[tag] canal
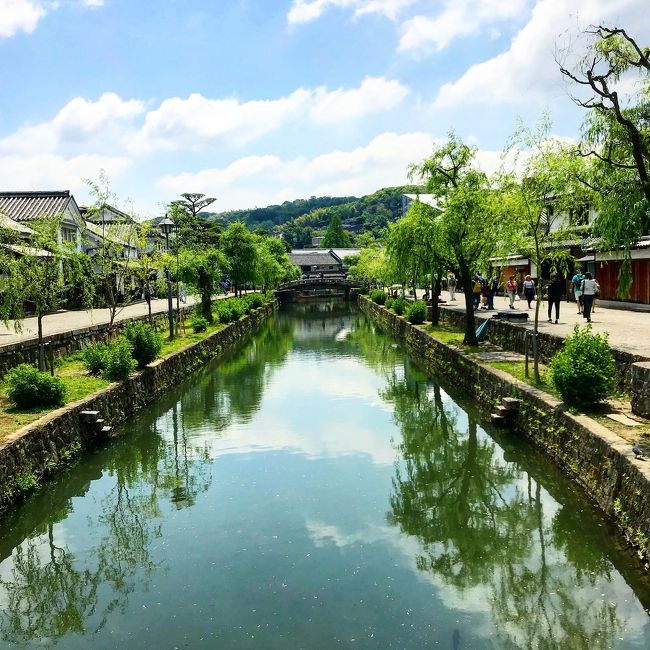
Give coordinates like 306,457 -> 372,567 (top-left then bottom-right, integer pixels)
0,302 -> 649,648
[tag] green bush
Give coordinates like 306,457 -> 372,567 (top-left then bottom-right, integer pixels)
191,315 -> 208,333
393,296 -> 407,315
216,302 -> 233,323
385,297 -> 394,310
5,364 -> 66,409
83,342 -> 109,376
124,322 -> 163,369
370,289 -> 387,305
406,301 -> 426,325
550,325 -> 616,410
230,299 -> 246,320
244,294 -> 265,310
103,337 -> 137,381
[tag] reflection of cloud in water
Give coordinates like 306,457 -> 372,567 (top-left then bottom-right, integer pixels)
304,517 -> 650,646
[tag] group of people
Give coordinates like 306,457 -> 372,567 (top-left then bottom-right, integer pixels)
445,269 -> 600,323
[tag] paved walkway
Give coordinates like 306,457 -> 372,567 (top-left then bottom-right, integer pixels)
438,292 -> 650,359
0,296 -> 202,346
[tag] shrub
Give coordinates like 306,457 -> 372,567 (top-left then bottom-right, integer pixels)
229,299 -> 246,320
385,297 -> 394,310
406,301 -> 426,325
216,302 -> 233,323
393,296 -> 407,316
124,322 -> 163,369
370,289 -> 387,305
5,364 -> 66,409
103,337 -> 137,381
191,315 -> 208,333
244,294 -> 265,310
83,342 -> 109,376
550,325 -> 616,410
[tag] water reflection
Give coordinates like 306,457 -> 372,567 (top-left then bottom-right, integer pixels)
0,302 -> 647,648
385,370 -> 647,648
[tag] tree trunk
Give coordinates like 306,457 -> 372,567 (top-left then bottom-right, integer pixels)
198,269 -> 213,323
459,264 -> 478,346
37,314 -> 45,372
533,287 -> 541,382
431,271 -> 441,325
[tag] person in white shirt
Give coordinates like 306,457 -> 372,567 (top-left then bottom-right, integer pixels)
580,272 -> 597,322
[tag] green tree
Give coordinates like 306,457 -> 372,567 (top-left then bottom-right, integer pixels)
321,213 -> 351,248
559,25 -> 650,295
500,118 -> 593,379
220,221 -> 257,295
178,248 -> 225,323
410,133 -> 500,345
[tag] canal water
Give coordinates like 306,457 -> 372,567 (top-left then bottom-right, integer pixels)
0,302 -> 649,649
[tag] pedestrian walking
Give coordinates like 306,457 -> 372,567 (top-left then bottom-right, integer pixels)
506,275 -> 517,309
447,273 -> 457,301
571,269 -> 584,314
472,275 -> 483,310
522,274 -> 536,309
546,274 -> 562,323
487,275 -> 498,310
580,272 -> 597,322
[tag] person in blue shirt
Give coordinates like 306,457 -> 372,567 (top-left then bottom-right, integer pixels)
571,270 -> 584,314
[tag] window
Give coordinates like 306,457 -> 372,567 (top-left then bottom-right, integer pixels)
61,227 -> 77,243
329,265 -> 333,270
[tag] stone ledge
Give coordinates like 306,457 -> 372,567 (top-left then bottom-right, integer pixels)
360,296 -> 650,568
0,301 -> 278,513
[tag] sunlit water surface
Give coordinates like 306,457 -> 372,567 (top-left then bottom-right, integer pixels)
0,302 -> 649,649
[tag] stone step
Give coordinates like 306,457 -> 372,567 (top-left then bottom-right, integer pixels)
94,419 -> 106,427
80,410 -> 100,422
491,413 -> 506,426
99,426 -> 113,438
501,397 -> 522,411
495,405 -> 511,416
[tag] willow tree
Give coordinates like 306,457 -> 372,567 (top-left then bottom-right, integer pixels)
220,222 -> 257,295
385,199 -> 447,323
559,25 -> 650,295
500,118 -> 593,380
410,134 -> 500,345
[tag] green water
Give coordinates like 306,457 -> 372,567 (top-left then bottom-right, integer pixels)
0,302 -> 649,649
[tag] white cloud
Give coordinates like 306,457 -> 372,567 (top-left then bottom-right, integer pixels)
287,0 -> 416,25
310,76 -> 409,123
433,0 -> 650,108
0,93 -> 145,155
159,131 -> 435,210
0,0 -> 106,38
398,0 -> 529,53
0,0 -> 45,37
0,153 -> 131,190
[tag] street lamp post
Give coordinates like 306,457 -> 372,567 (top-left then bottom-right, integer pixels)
159,216 -> 175,340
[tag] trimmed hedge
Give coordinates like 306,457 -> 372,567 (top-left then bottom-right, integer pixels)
406,301 -> 426,325
6,364 -> 66,409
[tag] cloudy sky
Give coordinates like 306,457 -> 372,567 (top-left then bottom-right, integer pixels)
0,0 -> 647,216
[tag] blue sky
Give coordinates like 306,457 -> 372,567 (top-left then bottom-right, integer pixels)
0,0 -> 647,216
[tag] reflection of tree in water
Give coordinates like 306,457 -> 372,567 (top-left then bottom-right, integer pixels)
385,371 -> 624,649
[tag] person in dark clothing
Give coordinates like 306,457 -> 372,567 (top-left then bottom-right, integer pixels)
546,274 -> 563,323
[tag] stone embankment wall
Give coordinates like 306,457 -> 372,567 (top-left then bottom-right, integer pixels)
437,305 -> 647,392
0,303 -> 197,378
0,302 -> 277,513
361,297 -> 650,567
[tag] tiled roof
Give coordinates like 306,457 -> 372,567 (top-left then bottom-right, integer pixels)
0,213 -> 35,236
288,249 -> 342,266
0,191 -> 73,222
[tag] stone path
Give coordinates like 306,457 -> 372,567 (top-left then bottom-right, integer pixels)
0,296 -> 206,346
437,292 -> 650,359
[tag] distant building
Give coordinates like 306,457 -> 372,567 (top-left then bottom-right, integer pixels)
288,249 -> 344,277
402,193 -> 441,215
0,190 -> 84,251
310,235 -> 325,248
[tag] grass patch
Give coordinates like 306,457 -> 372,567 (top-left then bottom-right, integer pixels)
487,360 -> 559,397
424,322 -> 466,346
159,319 -> 225,356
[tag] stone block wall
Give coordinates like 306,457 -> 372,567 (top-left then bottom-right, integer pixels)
632,362 -> 650,418
0,301 -> 278,513
361,297 -> 650,567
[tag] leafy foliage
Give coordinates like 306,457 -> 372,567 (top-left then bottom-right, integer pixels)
83,343 -> 110,376
190,315 -> 208,333
221,222 -> 257,293
406,301 -> 426,324
370,289 -> 387,305
5,364 -> 65,409
123,322 -> 163,369
321,214 -> 351,248
550,325 -> 616,410
103,337 -> 137,381
392,296 -> 407,315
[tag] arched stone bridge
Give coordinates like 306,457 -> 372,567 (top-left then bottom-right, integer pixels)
275,278 -> 362,302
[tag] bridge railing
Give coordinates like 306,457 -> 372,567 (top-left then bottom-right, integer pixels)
276,278 -> 361,291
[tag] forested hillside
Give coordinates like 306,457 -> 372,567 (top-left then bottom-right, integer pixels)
200,185 -> 422,247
